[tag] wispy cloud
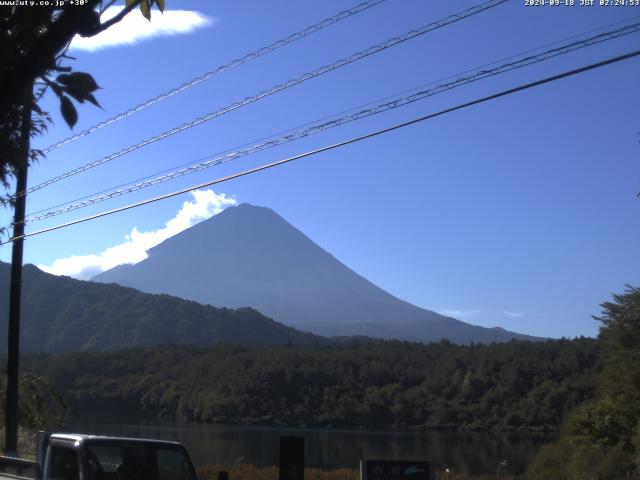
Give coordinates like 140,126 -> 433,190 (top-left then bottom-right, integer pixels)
440,309 -> 483,319
503,310 -> 525,318
70,6 -> 216,52
38,190 -> 236,280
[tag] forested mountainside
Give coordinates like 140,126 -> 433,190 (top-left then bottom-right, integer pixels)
0,262 -> 329,352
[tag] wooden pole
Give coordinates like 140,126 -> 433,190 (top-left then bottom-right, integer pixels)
4,85 -> 32,456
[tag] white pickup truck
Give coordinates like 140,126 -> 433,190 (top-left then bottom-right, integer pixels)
0,433 -> 198,480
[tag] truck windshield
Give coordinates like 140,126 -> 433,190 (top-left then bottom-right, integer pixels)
86,443 -> 193,480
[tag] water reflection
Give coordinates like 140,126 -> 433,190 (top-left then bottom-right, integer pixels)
68,419 -> 554,476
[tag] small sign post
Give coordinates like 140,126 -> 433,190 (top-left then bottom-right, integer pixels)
279,436 -> 305,480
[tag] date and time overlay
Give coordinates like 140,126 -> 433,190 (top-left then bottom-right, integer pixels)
525,0 -> 640,6
2,0 -> 640,7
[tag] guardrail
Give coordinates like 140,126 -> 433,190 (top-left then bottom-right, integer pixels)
0,456 -> 40,480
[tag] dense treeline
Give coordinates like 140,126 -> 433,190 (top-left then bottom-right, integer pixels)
23,338 -> 598,431
527,286 -> 640,479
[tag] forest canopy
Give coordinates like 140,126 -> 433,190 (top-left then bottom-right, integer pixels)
22,337 -> 599,432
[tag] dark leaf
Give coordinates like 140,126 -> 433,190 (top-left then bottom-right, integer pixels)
31,102 -> 43,115
86,93 -> 102,109
56,72 -> 100,92
55,73 -> 70,83
140,0 -> 151,20
63,85 -> 86,103
60,95 -> 77,128
29,149 -> 44,164
50,82 -> 63,97
156,0 -> 165,11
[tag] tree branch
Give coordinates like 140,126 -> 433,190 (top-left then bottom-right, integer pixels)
55,41 -> 74,61
92,0 -> 141,34
39,75 -> 60,96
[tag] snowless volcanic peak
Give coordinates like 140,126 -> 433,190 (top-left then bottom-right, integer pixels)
94,203 -> 541,344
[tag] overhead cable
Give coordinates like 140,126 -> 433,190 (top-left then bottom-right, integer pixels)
4,48 -> 638,245
20,21 -> 640,225
40,0 -> 389,154
24,14 -> 640,222
21,0 -> 507,198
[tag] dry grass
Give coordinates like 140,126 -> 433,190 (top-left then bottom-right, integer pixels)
432,468 -> 519,480
195,464 -> 521,480
197,464 -> 359,480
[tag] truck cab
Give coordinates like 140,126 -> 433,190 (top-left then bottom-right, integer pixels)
1,433 -> 198,480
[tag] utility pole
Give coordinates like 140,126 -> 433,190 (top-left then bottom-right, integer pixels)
4,86 -> 33,457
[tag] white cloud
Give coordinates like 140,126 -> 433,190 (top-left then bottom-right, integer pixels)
69,6 -> 216,52
503,310 -> 524,318
38,189 -> 236,280
440,309 -> 483,319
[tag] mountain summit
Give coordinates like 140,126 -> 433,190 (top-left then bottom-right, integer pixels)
94,203 -> 539,343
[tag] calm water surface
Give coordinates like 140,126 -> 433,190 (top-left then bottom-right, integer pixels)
68,419 -> 554,476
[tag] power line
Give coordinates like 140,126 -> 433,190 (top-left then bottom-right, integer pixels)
21,0 -> 507,198
18,20 -> 640,223
40,0 -> 389,154
4,48 -> 638,246
19,21 -> 640,225
23,14 -> 640,222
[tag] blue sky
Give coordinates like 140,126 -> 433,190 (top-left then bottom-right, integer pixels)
1,0 -> 638,338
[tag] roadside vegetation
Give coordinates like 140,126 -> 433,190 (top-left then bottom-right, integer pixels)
0,371 -> 70,456
525,286 -> 640,479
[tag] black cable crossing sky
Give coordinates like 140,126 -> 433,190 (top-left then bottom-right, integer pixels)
3,48 -> 637,246
19,15 -> 640,225
19,0 -> 507,199
40,0 -> 390,154
15,20 -> 640,226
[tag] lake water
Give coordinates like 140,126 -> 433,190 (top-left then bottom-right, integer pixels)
67,419 -> 554,476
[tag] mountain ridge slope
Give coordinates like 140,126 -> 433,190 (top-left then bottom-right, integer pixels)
94,203 -> 540,343
0,261 -> 330,353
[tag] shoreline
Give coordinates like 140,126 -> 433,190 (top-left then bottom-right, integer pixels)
67,415 -> 560,436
